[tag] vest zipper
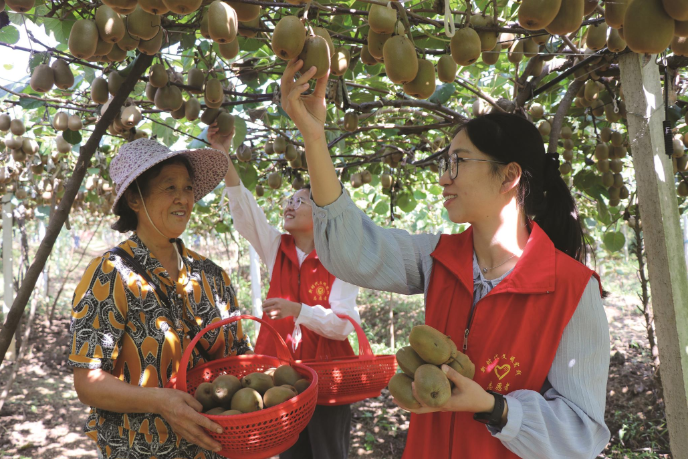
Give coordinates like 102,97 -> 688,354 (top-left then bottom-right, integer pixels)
448,412 -> 456,458
463,301 -> 479,352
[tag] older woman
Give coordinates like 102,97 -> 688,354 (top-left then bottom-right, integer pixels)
69,139 -> 252,459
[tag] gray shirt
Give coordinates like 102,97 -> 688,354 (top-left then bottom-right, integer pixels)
310,190 -> 611,459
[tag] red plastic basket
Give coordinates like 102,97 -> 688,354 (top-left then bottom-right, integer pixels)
301,314 -> 397,406
167,315 -> 318,459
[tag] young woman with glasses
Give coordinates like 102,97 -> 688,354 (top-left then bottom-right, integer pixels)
278,60 -> 610,459
207,123 -> 362,459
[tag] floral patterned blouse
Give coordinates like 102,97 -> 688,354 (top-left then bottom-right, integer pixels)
69,233 -> 251,459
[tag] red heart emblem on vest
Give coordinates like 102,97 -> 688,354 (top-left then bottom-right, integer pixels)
495,364 -> 511,380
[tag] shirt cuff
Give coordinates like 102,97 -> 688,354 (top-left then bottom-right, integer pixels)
309,183 -> 353,222
486,394 -> 523,442
295,303 -> 313,326
224,181 -> 246,197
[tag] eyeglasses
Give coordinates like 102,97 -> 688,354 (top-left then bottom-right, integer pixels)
437,152 -> 507,180
282,196 -> 312,211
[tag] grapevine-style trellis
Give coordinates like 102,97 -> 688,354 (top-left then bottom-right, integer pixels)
1,0 -> 688,455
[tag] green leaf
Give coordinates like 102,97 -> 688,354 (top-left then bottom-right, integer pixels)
63,129 -> 82,145
0,25 -> 20,45
428,83 -> 455,105
596,199 -> 611,225
232,117 -> 247,150
215,221 -> 231,233
373,201 -> 389,215
603,231 -> 625,252
237,162 -> 258,190
428,184 -> 443,195
396,193 -> 417,212
19,98 -> 45,110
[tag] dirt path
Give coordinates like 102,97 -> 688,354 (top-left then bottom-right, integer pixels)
0,290 -> 670,458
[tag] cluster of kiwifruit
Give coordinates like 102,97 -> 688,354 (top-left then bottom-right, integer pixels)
1,116 -> 38,163
388,325 -> 475,409
29,59 -> 75,93
194,365 -> 311,416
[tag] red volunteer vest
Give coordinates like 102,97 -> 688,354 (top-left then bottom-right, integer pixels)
254,234 -> 355,361
402,223 -> 602,459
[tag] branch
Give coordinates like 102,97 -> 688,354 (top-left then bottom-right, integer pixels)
0,53 -> 155,367
350,99 -> 466,122
547,79 -> 583,154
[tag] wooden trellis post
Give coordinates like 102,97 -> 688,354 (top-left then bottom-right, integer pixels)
2,193 -> 15,361
619,53 -> 688,458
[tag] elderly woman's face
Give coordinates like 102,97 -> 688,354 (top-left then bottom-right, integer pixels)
134,163 -> 194,238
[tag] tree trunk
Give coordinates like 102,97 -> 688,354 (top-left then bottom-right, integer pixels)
0,53 -> 154,366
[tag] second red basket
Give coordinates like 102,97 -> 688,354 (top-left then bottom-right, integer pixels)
301,314 -> 397,406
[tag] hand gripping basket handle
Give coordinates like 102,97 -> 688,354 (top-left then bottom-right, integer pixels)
176,314 -> 294,393
330,313 -> 374,360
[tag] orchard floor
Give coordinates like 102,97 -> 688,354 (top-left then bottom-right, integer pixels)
0,290 -> 671,459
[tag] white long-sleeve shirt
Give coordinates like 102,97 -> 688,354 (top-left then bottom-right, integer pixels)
224,183 -> 360,341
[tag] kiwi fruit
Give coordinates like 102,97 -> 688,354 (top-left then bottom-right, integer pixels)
679,181 -> 688,198
611,131 -> 624,147
522,38 -> 538,58
450,27 -> 481,66
273,365 -> 301,386
194,382 -> 218,412
231,387 -> 263,413
312,26 -> 335,57
116,29 -> 140,51
263,386 -> 295,408
205,78 -> 224,105
67,114 -> 82,131
403,58 -> 436,100
607,28 -> 627,52
673,36 -> 688,56
604,0 -> 629,28
50,59 -> 74,90
381,173 -> 393,189
154,85 -> 183,111
69,20 -> 99,59
221,409 -> 243,416
53,112 -> 69,131
227,0 -> 260,21
5,136 -> 22,150
138,0 -> 168,14
212,375 -> 242,408
298,35 -> 331,80
331,47 -> 350,76
162,0 -> 202,15
396,346 -> 425,378
0,114 -> 11,132
414,364 -> 451,407
545,0 -> 585,36
30,64 -> 54,93
10,119 -> 25,136
367,30 -> 390,59
289,153 -> 302,169
267,172 -> 282,189
208,0 -> 238,43
238,16 -> 260,38
481,48 -> 501,65
56,134 -> 72,153
216,112 -> 235,135
383,35 -> 418,84
284,143 -> 298,161
121,105 -> 142,128
186,68 -> 204,94
274,136 -> 287,153
360,44 -> 378,66
369,3 -> 397,34
472,14 -> 499,52
436,55 -> 457,84
237,144 -> 252,162
446,351 -> 476,379
586,23 -> 608,50
409,325 -> 454,365
255,184 -> 264,196
95,5 -> 125,43
265,142 -> 274,155
107,70 -> 125,96
387,373 -> 421,409
507,39 -> 524,63
5,0 -> 33,12
149,64 -> 168,88
94,38 -> 114,56
205,407 -> 225,415
138,29 -> 163,55
272,16 -> 306,60
595,143 -> 609,160
185,97 -> 201,121
343,112 -> 358,132
200,8 -> 211,38
241,372 -> 274,395
538,120 -> 551,136
21,137 -> 38,155
294,379 -> 310,394
126,6 -> 161,40
200,108 -> 222,125
518,0 -> 562,30
219,40 -> 240,60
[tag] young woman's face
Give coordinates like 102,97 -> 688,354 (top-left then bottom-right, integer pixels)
439,129 -> 505,225
283,188 -> 314,234
131,164 -> 194,239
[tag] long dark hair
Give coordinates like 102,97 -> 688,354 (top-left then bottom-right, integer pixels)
461,113 -> 588,264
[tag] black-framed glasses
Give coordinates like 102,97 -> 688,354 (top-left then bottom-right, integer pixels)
282,196 -> 312,211
437,152 -> 507,180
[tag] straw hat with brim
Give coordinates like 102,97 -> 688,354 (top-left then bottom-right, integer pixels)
109,138 -> 229,213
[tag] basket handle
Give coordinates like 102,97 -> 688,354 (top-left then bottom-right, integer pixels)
316,314 -> 374,360
176,314 -> 293,393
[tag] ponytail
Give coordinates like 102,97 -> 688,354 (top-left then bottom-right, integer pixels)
462,113 -> 588,263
